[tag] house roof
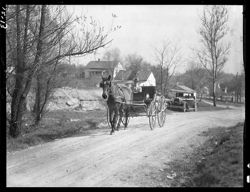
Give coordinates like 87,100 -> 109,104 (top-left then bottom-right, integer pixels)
85,60 -> 119,69
170,84 -> 196,93
137,70 -> 152,81
114,70 -> 133,80
114,70 -> 152,82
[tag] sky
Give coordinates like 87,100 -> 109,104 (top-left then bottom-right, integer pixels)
65,5 -> 243,74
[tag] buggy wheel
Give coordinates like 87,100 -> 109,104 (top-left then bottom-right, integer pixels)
148,101 -> 157,130
157,96 -> 167,127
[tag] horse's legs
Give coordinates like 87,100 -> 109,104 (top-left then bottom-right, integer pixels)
114,105 -> 120,131
124,106 -> 129,129
116,104 -> 123,130
109,107 -> 114,135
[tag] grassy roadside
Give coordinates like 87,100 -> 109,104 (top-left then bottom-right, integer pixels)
161,122 -> 244,187
202,98 -> 244,107
212,100 -> 244,108
196,100 -> 233,111
7,110 -> 107,152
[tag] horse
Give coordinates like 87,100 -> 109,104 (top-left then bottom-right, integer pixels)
100,74 -> 133,135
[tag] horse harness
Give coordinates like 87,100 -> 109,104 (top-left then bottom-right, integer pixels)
114,85 -> 127,104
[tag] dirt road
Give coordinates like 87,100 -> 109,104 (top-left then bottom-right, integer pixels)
7,107 -> 245,187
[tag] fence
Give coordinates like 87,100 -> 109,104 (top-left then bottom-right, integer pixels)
199,95 -> 245,103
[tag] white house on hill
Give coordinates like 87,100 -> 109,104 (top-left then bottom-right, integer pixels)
84,59 -> 124,79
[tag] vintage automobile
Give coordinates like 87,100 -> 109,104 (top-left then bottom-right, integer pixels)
166,84 -> 198,112
167,96 -> 197,112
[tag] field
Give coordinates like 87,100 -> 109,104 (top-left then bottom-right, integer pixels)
196,100 -> 228,111
7,110 -> 107,152
163,122 -> 244,187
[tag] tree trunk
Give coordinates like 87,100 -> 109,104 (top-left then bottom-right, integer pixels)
164,68 -> 169,96
9,5 -> 24,138
34,76 -> 41,125
239,91 -> 241,103
160,65 -> 163,94
213,81 -> 216,107
9,5 -> 46,137
9,91 -> 26,138
235,91 -> 237,103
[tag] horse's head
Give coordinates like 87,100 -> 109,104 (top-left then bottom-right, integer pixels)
100,72 -> 112,100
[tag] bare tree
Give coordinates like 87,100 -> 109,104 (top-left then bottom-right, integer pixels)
8,5 -> 41,138
32,58 -> 62,124
7,5 -> 118,137
102,47 -> 122,62
101,47 -> 123,79
196,5 -> 230,106
154,40 -> 181,95
185,62 -> 210,100
124,54 -> 143,72
232,72 -> 244,103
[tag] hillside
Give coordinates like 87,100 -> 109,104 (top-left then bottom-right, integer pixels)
47,87 -> 106,111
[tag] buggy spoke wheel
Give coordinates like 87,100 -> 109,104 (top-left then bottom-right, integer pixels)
158,109 -> 167,127
157,96 -> 167,127
148,101 -> 156,130
157,111 -> 163,127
